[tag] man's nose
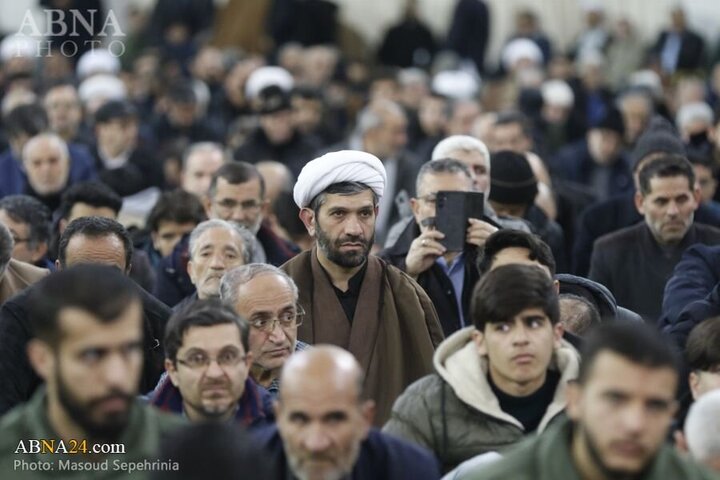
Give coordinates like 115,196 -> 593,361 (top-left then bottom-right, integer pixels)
303,425 -> 331,452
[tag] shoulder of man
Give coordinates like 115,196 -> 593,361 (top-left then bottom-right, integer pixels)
355,429 -> 442,480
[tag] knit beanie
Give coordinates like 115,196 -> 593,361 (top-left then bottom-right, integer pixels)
631,115 -> 686,169
489,150 -> 538,206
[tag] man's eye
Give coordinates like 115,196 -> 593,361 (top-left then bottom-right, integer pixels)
80,349 -> 103,364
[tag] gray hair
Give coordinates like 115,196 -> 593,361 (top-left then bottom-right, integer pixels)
182,142 -> 227,170
22,132 -> 69,164
0,222 -> 13,277
685,389 -> 720,464
431,135 -> 490,165
188,219 -> 255,264
220,263 -> 299,307
354,100 -> 405,138
415,158 -> 472,194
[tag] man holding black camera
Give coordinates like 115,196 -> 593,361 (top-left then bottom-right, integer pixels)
380,158 -> 497,336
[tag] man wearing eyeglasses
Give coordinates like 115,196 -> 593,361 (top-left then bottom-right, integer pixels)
150,299 -> 274,426
221,264 -> 310,397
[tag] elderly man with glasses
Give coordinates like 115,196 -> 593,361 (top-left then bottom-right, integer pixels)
221,263 -> 310,397
150,299 -> 274,427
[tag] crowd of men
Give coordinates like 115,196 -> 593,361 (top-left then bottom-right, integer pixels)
1,0 -> 720,479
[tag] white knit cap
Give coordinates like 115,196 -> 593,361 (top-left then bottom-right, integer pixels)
293,150 -> 386,208
431,70 -> 480,100
78,74 -> 126,104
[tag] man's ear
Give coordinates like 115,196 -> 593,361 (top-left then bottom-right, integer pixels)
186,259 -> 196,283
553,279 -> 560,295
202,195 -> 213,218
689,371 -> 701,400
471,328 -> 488,355
565,381 -> 581,420
27,339 -> 53,381
165,359 -> 180,387
693,186 -> 702,209
58,218 -> 68,235
150,232 -> 160,251
260,199 -> 271,218
54,259 -> 61,270
360,399 -> 376,438
299,208 -> 316,236
634,191 -> 645,215
553,321 -> 565,349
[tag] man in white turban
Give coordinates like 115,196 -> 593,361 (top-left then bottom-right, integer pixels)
281,150 -> 444,427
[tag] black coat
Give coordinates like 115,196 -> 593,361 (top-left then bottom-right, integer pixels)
653,29 -> 706,72
573,193 -> 720,276
589,222 -> 720,323
0,283 -> 170,415
92,146 -> 165,196
379,219 -> 479,337
233,128 -> 321,178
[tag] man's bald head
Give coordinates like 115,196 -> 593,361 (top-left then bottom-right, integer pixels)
275,346 -> 374,480
279,345 -> 364,403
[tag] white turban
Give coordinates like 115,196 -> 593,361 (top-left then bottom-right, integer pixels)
293,150 -> 386,208
245,66 -> 294,100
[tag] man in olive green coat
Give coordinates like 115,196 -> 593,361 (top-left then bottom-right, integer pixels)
0,265 -> 184,479
456,322 -> 719,480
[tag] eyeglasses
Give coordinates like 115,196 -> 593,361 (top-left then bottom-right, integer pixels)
214,198 -> 262,213
417,194 -> 437,205
249,305 -> 305,333
176,349 -> 247,370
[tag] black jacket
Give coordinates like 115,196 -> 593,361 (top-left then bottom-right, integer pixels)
92,146 -> 165,196
0,283 -> 170,415
233,128 -> 321,178
379,219 -> 479,337
572,193 -> 720,276
589,222 -> 720,323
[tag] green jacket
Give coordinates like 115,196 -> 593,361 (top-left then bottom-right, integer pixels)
382,326 -> 580,472
0,387 -> 186,480
456,417 -> 720,480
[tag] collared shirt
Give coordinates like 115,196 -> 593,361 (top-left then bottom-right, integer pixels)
267,341 -> 311,398
435,252 -> 466,327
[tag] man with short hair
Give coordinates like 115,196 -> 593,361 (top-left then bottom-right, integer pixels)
0,103 -> 95,200
180,142 -> 226,199
92,99 -> 164,196
180,219 -> 254,308
384,264 -> 579,472
0,217 -> 171,414
205,162 -> 298,265
0,195 -> 52,268
141,189 -> 207,266
257,345 -> 441,480
220,263 -> 310,396
458,322 -> 716,480
589,155 -> 720,321
21,133 -> 75,211
686,316 -> 720,400
150,299 -> 273,426
42,81 -> 89,146
0,265 -> 183,475
381,158 -> 486,336
283,150 -> 444,425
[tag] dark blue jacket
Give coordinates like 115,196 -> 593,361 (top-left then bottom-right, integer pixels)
660,245 -> 720,351
0,144 -> 97,198
254,426 -> 441,480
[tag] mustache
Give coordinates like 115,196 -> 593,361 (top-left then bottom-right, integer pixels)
87,390 -> 133,408
335,234 -> 368,245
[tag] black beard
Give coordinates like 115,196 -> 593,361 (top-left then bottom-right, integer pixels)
56,367 -> 133,442
578,423 -> 649,480
315,221 -> 373,269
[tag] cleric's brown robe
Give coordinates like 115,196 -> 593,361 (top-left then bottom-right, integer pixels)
282,249 -> 444,425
